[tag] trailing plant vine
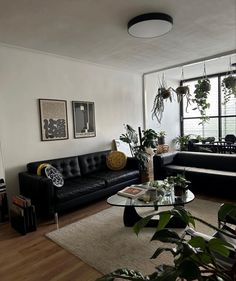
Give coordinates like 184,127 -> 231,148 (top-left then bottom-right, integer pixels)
222,58 -> 236,104
192,64 -> 211,125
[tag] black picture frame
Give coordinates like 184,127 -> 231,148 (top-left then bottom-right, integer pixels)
72,101 -> 96,138
39,99 -> 69,141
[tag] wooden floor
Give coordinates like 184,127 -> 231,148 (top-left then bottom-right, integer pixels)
0,200 -> 109,281
0,195 -> 235,281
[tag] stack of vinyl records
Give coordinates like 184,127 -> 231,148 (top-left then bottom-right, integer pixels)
10,195 -> 37,235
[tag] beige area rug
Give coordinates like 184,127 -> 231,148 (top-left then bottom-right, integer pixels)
46,199 -> 222,275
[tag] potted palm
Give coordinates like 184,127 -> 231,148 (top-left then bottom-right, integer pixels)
174,134 -> 191,151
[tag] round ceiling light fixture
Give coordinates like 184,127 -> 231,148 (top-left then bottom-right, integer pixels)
128,13 -> 173,38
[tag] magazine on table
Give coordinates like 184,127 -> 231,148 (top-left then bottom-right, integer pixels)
117,186 -> 146,199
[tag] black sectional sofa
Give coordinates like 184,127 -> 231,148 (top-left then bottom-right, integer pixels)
19,150 -> 140,219
154,151 -> 236,197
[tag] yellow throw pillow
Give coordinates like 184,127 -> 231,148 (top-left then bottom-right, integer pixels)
106,151 -> 127,171
37,163 -> 50,176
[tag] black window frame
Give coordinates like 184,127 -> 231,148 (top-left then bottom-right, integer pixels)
180,70 -> 236,139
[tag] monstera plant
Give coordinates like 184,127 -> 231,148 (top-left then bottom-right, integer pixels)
97,203 -> 236,281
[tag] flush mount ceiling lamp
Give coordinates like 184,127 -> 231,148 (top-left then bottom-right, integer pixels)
128,13 -> 173,38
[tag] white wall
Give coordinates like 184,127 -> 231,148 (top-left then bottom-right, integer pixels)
0,45 -> 142,199
144,73 -> 180,150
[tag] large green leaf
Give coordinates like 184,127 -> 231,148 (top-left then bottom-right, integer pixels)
151,247 -> 175,259
218,203 -> 236,222
133,214 -> 155,235
151,229 -> 181,243
157,212 -> 171,231
208,238 -> 230,257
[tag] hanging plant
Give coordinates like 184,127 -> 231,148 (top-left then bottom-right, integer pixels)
152,74 -> 173,123
222,58 -> 236,104
174,67 -> 191,112
192,63 -> 211,125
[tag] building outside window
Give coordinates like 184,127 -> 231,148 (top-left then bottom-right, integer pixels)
181,72 -> 236,140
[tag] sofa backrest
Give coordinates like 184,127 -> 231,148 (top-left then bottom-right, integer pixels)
172,152 -> 236,172
27,156 -> 81,179
78,150 -> 110,175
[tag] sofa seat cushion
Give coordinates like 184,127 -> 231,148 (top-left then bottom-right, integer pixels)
55,177 -> 106,203
166,165 -> 236,178
89,169 -> 140,186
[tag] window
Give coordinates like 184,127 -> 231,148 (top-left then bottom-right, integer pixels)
181,72 -> 236,140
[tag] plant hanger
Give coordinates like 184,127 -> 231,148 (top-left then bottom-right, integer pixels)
222,57 -> 236,104
152,73 -> 173,123
175,67 -> 191,111
192,62 -> 211,125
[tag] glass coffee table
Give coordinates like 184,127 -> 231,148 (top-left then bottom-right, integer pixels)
107,184 -> 195,228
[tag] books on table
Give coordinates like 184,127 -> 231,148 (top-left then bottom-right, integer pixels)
117,186 -> 146,199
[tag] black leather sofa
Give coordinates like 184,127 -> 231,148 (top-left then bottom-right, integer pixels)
19,150 -> 140,218
153,151 -> 236,197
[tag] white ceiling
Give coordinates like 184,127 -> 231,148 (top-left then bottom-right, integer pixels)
0,0 -> 235,74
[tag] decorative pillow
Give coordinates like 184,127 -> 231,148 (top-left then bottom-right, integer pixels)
106,151 -> 127,171
44,165 -> 64,188
37,163 -> 50,176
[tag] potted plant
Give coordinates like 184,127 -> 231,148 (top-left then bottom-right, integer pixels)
222,75 -> 236,104
97,203 -> 236,281
157,131 -> 166,145
174,134 -> 191,151
192,78 -> 211,124
152,75 -> 173,123
120,125 -> 157,182
166,174 -> 191,196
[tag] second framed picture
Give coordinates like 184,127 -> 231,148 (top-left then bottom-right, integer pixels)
72,101 -> 96,138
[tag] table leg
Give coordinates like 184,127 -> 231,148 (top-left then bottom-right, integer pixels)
123,205 -> 186,228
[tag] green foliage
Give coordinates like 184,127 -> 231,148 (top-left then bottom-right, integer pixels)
166,174 -> 191,190
120,124 -> 158,170
192,79 -> 211,125
97,204 -> 236,281
222,75 -> 236,105
174,134 -> 191,151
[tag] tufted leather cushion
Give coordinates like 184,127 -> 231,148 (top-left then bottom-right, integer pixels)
55,177 -> 105,203
106,151 -> 127,170
78,150 -> 110,175
27,156 -> 81,179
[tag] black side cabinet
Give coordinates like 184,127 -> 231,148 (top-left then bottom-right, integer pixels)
0,179 -> 8,222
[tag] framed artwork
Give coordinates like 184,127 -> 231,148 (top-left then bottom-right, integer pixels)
72,101 -> 96,138
39,99 -> 69,141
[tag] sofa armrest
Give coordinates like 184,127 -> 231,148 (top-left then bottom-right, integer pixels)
153,152 -> 178,180
19,172 -> 55,218
126,157 -> 140,170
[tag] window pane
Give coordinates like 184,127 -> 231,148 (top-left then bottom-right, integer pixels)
183,77 -> 218,118
183,118 -> 218,139
221,116 -> 236,136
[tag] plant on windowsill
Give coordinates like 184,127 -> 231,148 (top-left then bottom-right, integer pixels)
97,203 -> 236,281
174,134 -> 192,151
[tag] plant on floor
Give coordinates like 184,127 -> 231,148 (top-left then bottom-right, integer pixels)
174,134 -> 192,151
120,124 -> 157,170
97,203 -> 236,281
